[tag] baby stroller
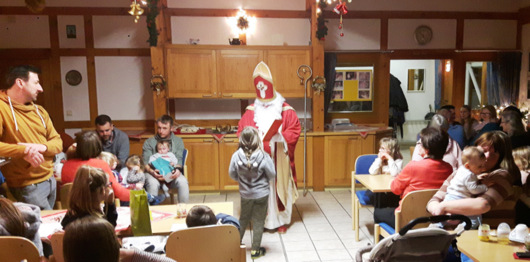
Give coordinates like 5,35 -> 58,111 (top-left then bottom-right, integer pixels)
356,215 -> 472,262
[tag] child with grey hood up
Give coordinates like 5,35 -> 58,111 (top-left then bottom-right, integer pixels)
229,126 -> 276,259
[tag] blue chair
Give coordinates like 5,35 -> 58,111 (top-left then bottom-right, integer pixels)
169,148 -> 188,204
352,154 -> 378,241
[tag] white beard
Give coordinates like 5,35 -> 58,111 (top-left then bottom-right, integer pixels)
253,92 -> 285,138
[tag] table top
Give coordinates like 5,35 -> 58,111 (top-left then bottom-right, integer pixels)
457,230 -> 526,262
354,174 -> 393,192
41,202 -> 234,235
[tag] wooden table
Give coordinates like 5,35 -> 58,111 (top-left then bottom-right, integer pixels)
457,230 -> 526,262
351,174 -> 393,241
41,202 -> 233,235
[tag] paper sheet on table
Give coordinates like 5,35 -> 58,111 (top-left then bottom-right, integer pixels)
170,223 -> 188,232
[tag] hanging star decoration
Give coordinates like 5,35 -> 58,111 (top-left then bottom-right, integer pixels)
236,9 -> 250,32
334,1 -> 348,37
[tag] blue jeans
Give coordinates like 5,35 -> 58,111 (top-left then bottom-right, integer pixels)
9,176 -> 57,210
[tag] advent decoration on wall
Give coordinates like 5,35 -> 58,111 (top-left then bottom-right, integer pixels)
333,1 -> 348,37
25,0 -> 45,13
316,0 -> 328,40
128,0 -> 145,23
146,0 -> 160,46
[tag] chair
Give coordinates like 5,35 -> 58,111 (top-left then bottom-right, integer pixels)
351,154 -> 378,241
50,232 -> 65,262
0,236 -> 41,262
374,189 -> 438,243
59,183 -> 73,210
409,146 -> 415,158
166,224 -> 246,262
169,148 -> 188,204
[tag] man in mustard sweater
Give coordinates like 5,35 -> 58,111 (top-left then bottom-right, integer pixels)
0,65 -> 62,210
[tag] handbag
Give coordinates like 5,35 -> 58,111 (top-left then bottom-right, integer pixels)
130,189 -> 152,236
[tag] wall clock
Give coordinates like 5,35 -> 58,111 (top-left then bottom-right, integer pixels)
414,25 -> 433,45
65,70 -> 82,86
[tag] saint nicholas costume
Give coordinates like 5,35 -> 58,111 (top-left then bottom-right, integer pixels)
237,62 -> 301,230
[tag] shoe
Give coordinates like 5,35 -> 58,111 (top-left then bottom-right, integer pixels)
277,225 -> 287,234
251,247 -> 266,259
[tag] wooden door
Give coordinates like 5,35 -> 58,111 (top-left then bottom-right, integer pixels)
217,49 -> 263,98
184,138 -> 219,191
218,138 -> 239,190
294,136 -> 313,188
166,48 -> 217,98
265,49 -> 311,98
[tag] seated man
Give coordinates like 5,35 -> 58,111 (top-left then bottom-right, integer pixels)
95,114 -> 130,167
439,105 -> 465,149
142,115 -> 189,203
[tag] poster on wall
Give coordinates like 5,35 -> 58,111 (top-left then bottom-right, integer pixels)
332,70 -> 373,102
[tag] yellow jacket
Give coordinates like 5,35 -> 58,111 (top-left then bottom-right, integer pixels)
0,91 -> 62,187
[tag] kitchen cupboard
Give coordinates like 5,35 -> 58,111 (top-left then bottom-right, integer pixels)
165,45 -> 311,99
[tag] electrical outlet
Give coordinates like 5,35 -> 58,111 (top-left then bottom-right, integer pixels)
66,110 -> 72,116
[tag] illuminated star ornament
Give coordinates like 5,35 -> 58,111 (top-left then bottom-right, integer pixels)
334,1 -> 348,37
236,9 -> 250,32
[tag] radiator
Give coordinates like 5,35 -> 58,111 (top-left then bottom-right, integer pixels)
399,120 -> 429,143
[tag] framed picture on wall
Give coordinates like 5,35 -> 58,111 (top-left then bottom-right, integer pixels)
329,67 -> 374,113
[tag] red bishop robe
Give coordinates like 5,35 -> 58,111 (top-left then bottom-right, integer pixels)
237,103 -> 301,184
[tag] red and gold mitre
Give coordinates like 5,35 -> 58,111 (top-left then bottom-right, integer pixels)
252,61 -> 276,102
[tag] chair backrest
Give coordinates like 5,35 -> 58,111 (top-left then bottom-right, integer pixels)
182,148 -> 188,176
0,236 -> 41,262
409,146 -> 415,158
354,154 -> 378,175
60,183 -> 73,210
395,189 -> 438,230
50,232 -> 65,262
166,224 -> 245,262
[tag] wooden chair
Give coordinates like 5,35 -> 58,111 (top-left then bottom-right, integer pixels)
409,146 -> 415,158
351,154 -> 378,241
169,148 -> 188,204
166,224 -> 246,262
49,232 -> 65,262
58,183 -> 73,210
374,189 -> 438,243
0,236 -> 41,262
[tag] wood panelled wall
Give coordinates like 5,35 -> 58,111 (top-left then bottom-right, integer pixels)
1,3 -> 529,131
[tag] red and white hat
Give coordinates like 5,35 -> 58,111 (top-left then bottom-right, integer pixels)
252,61 -> 276,102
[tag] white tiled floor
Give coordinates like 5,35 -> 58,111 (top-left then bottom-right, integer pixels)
189,189 -> 376,262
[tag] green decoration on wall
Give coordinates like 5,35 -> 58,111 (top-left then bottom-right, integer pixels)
316,0 -> 328,40
146,0 -> 160,46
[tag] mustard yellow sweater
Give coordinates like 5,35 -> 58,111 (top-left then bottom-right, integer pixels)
0,91 -> 62,187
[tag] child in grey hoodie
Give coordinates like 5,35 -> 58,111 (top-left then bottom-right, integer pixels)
229,126 -> 276,259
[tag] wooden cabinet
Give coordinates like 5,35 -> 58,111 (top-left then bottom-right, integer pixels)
165,45 -> 311,99
218,138 -> 240,190
166,48 -> 217,98
324,135 -> 376,186
294,136 -> 313,188
184,138 -> 220,191
266,49 -> 311,98
217,49 -> 263,98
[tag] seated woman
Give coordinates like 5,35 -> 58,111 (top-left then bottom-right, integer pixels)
427,131 -> 521,225
61,131 -> 130,203
0,197 -> 43,257
64,216 -> 175,262
412,114 -> 462,170
374,127 -> 454,228
61,165 -> 117,229
470,105 -> 501,145
500,110 -> 530,150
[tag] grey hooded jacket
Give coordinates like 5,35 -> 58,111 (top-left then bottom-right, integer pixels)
228,148 -> 276,199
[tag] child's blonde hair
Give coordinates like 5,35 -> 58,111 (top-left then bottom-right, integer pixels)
239,126 -> 262,168
67,165 -> 108,217
513,146 -> 530,171
379,137 -> 403,160
461,146 -> 486,164
125,154 -> 145,172
98,151 -> 117,169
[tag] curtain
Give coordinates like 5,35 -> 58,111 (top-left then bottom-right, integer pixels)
434,60 -> 442,109
324,53 -> 337,118
486,52 -> 522,106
